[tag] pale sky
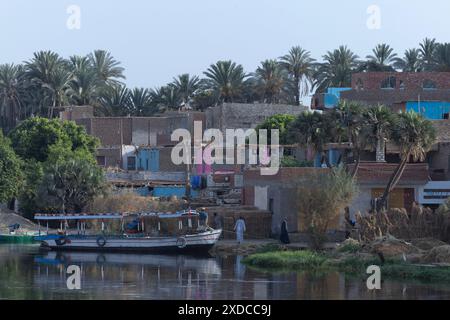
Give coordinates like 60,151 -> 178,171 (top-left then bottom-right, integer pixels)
1,0 -> 449,104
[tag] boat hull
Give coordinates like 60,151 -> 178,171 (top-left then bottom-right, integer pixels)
0,234 -> 36,244
35,229 -> 222,254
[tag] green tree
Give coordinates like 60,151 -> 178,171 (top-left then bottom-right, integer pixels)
171,74 -> 200,107
253,59 -> 287,104
289,111 -> 334,166
129,87 -> 156,116
256,114 -> 296,144
394,49 -> 422,72
279,46 -> 315,105
203,60 -> 247,103
88,50 -> 125,87
419,38 -> 438,71
296,166 -> 357,249
0,133 -> 23,204
378,112 -> 436,210
68,55 -> 100,106
150,85 -> 182,111
24,51 -> 70,118
314,46 -> 359,93
364,105 -> 395,163
363,43 -> 397,71
8,117 -> 98,162
99,85 -> 131,116
433,43 -> 450,72
36,151 -> 106,214
0,64 -> 26,132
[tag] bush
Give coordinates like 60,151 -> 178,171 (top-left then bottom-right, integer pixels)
297,166 -> 357,249
281,156 -> 313,168
337,239 -> 361,253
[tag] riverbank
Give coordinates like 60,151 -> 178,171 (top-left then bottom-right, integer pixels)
242,237 -> 450,284
0,209 -> 41,233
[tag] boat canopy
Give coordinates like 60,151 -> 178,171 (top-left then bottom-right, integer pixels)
34,209 -> 200,221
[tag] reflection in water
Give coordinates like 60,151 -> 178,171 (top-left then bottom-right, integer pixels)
1,244 -> 450,300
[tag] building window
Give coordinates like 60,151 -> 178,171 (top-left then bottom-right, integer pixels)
96,156 -> 106,166
444,113 -> 449,120
381,76 -> 396,89
399,80 -> 405,90
127,156 -> 136,171
423,79 -> 437,90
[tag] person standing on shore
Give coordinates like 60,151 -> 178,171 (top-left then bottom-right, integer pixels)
234,217 -> 246,244
280,218 -> 290,244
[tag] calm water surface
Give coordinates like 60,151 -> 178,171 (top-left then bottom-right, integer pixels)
1,244 -> 450,300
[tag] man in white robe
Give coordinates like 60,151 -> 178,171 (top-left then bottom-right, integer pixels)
234,217 -> 246,244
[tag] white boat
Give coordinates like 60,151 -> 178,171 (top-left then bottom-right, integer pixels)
33,210 -> 222,254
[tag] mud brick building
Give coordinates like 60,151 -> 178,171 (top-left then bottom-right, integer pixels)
206,102 -> 307,131
312,72 -> 450,118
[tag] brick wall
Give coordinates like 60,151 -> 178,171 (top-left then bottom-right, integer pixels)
351,72 -> 450,91
206,103 -> 307,131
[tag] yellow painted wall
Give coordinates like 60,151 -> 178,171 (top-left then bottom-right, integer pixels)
372,188 -> 405,209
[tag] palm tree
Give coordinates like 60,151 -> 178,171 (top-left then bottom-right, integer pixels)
364,105 -> 395,163
314,46 -> 359,93
171,74 -> 200,107
203,60 -> 247,103
253,59 -> 287,104
363,43 -> 397,71
99,85 -> 131,116
335,101 -> 366,177
25,51 -> 70,117
433,43 -> 450,72
378,112 -> 436,210
150,86 -> 182,110
289,111 -> 333,166
0,64 -> 25,132
68,55 -> 100,106
419,38 -> 438,71
394,49 -> 421,72
129,87 -> 156,116
88,50 -> 125,87
279,46 -> 315,105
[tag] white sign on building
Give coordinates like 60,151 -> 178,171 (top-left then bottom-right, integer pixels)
418,181 -> 450,205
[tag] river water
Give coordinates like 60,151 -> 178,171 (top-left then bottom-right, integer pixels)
1,244 -> 450,300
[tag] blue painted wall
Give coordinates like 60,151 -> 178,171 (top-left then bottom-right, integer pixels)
324,87 -> 352,109
137,148 -> 160,172
152,186 -> 198,198
314,149 -> 341,167
407,101 -> 450,120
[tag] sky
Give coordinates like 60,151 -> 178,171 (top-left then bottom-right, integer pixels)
1,0 -> 449,105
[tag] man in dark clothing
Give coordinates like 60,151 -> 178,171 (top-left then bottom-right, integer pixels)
213,212 -> 223,230
280,218 -> 290,244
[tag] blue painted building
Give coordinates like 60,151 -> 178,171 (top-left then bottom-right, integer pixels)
314,149 -> 342,167
323,87 -> 352,109
406,101 -> 450,120
136,148 -> 160,172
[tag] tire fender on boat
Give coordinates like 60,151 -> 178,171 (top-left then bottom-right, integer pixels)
176,237 -> 187,249
96,236 -> 107,247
